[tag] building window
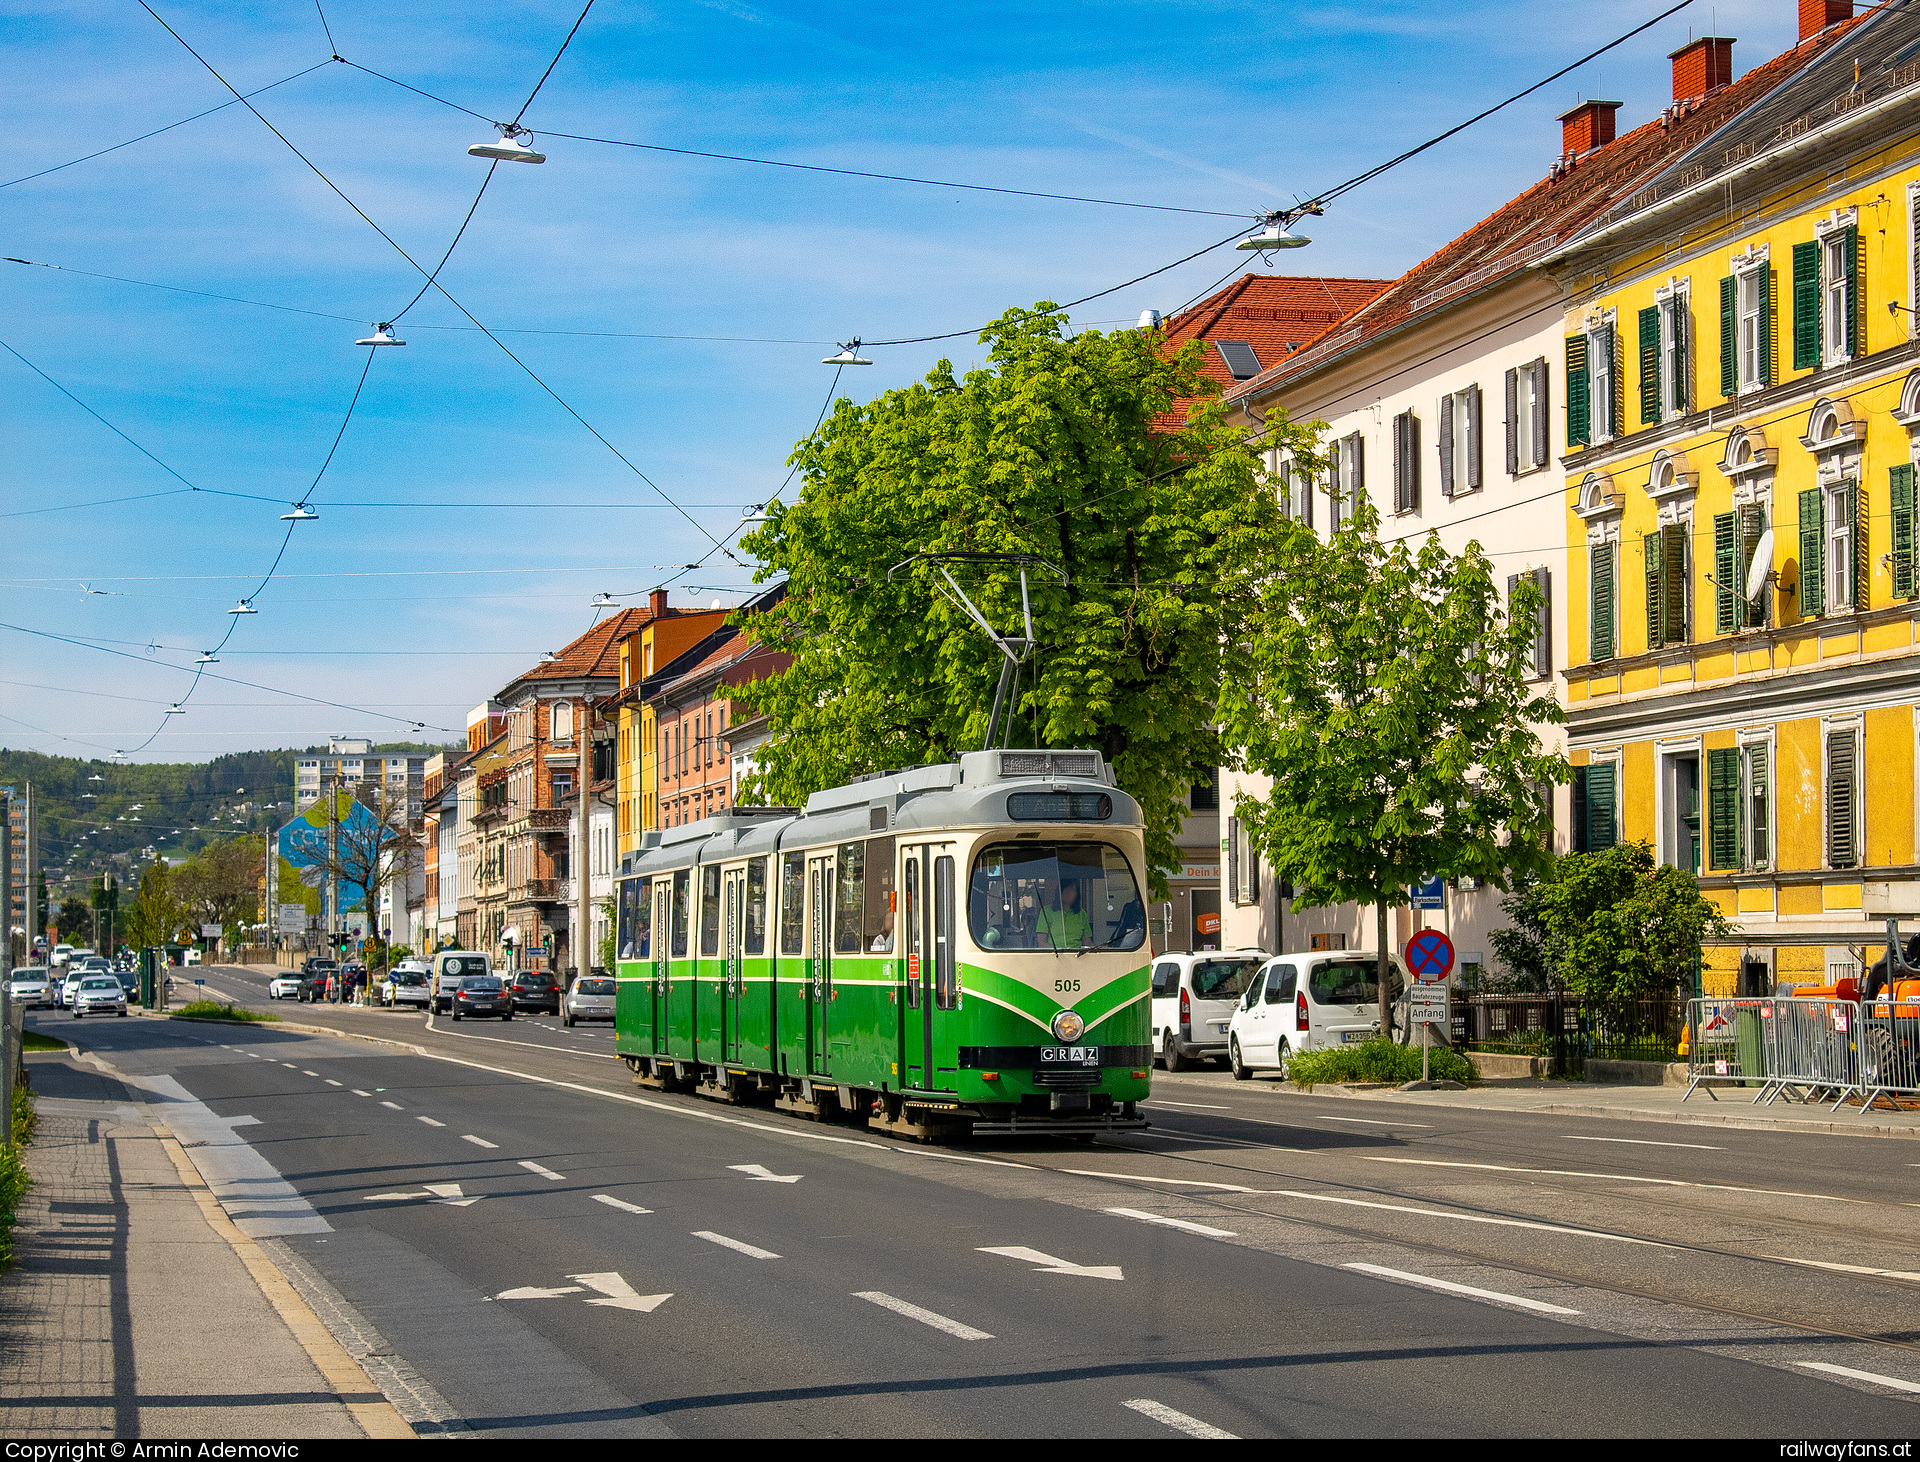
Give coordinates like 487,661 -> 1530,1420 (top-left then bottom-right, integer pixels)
1826,725 -> 1859,870
1641,291 -> 1690,424
1722,255 -> 1772,396
1825,478 -> 1861,615
1507,568 -> 1551,678
1643,521 -> 1689,650
552,701 -> 573,742
1331,432 -> 1363,526
1822,225 -> 1857,367
1745,740 -> 1771,872
1437,386 -> 1480,497
1588,540 -> 1617,663
1189,770 -> 1218,812
1893,463 -> 1918,602
1713,506 -> 1766,635
552,771 -> 573,803
1572,760 -> 1618,852
1504,358 -> 1548,473
1391,410 -> 1421,513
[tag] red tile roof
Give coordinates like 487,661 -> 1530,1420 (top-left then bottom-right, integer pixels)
1225,16 -> 1867,404
498,607 -> 655,697
1167,273 -> 1392,387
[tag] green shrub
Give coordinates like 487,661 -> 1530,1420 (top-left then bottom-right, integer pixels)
0,1085 -> 36,1270
1287,1037 -> 1477,1089
171,1000 -> 279,1024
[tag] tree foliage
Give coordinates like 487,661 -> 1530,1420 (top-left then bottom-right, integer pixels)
173,836 -> 264,942
735,305 -> 1321,889
126,860 -> 186,950
1218,496 -> 1567,1028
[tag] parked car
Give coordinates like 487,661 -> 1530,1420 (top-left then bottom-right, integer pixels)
1149,951 -> 1267,1071
563,975 -> 617,1026
298,961 -> 337,1002
381,968 -> 431,1010
71,975 -> 128,1018
267,974 -> 302,999
6,969 -> 53,1008
431,952 -> 490,1014
509,971 -> 561,1015
1228,950 -> 1410,1079
450,974 -> 512,1021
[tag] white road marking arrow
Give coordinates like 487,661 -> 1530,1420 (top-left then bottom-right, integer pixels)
363,1192 -> 427,1202
728,1163 -> 802,1183
425,1182 -> 481,1207
569,1272 -> 673,1312
977,1245 -> 1124,1280
496,1285 -> 584,1300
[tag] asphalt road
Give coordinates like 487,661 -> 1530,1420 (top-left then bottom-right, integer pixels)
32,963 -> 1920,1438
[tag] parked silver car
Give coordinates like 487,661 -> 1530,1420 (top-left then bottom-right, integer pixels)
71,976 -> 128,1018
6,969 -> 53,1008
563,975 -> 616,1026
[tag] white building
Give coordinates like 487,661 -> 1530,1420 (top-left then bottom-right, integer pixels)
294,735 -> 426,822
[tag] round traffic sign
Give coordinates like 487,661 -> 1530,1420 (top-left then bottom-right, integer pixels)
1404,928 -> 1455,982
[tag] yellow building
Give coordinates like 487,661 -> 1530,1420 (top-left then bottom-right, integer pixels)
612,593 -> 729,860
1546,4 -> 1920,993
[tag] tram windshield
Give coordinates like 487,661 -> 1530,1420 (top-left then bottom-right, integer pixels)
969,842 -> 1145,953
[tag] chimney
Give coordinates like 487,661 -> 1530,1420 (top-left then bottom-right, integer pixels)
1558,99 -> 1622,156
649,588 -> 669,619
1668,36 -> 1735,101
1799,0 -> 1849,40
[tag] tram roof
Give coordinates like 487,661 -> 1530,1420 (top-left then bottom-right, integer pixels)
620,749 -> 1138,876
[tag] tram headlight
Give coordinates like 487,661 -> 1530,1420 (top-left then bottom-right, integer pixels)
1052,1009 -> 1086,1042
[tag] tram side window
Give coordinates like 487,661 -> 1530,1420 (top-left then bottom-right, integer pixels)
835,842 -> 865,955
779,852 -> 806,955
671,870 -> 690,959
903,859 -> 921,1007
968,841 -> 1146,952
699,865 -> 722,957
864,837 -> 896,952
618,878 -> 649,960
745,858 -> 768,955
934,854 -> 958,1009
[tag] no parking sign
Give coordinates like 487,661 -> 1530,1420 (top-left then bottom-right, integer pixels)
1404,928 -> 1455,984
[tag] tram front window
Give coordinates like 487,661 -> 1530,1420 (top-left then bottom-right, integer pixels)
969,842 -> 1145,952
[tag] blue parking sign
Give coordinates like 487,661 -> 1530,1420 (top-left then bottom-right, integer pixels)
1409,876 -> 1445,910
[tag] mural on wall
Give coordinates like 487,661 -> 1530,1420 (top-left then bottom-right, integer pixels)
277,790 -> 393,914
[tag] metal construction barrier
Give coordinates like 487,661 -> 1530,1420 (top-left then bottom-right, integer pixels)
1859,997 -> 1920,1113
1684,997 -> 1772,1099
1685,996 -> 1861,1108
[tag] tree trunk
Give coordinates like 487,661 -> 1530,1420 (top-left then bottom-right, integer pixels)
1376,900 -> 1393,1044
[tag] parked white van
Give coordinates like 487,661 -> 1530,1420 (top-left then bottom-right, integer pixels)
1149,951 -> 1267,1070
1227,950 -> 1409,1079
431,951 -> 491,1014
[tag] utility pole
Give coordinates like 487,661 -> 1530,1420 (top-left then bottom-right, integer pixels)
2,789 -> 12,1151
575,696 -> 594,991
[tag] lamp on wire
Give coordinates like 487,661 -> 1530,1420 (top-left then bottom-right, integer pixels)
469,123 -> 546,164
355,324 -> 405,347
228,599 -> 256,615
1236,203 -> 1322,252
742,503 -> 769,525
823,340 -> 873,365
280,504 -> 319,521
164,704 -> 184,716
540,650 -> 560,664
590,592 -> 617,607
195,652 -> 218,665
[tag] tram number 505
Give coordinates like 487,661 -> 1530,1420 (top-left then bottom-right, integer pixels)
1053,979 -> 1081,994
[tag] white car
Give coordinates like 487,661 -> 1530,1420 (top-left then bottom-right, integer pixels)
7,969 -> 53,1008
1149,951 -> 1267,1071
268,975 -> 302,999
184,949 -> 203,966
563,975 -> 617,1026
58,970 -> 87,1009
381,968 -> 431,1010
51,944 -> 75,969
1228,949 -> 1409,1079
71,975 -> 128,1018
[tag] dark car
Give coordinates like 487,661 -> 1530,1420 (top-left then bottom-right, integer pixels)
298,961 -> 338,1002
451,975 -> 512,1021
509,971 -> 561,1015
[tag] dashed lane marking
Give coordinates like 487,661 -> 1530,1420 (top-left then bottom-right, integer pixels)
1344,1262 -> 1581,1316
351,1089 -> 372,1098
1795,1362 -> 1920,1394
1104,1207 -> 1237,1239
519,1161 -> 565,1181
1764,1255 -> 1920,1284
1064,1169 -> 1254,1192
418,1117 -> 445,1127
1560,1135 -> 1725,1150
380,1101 -> 404,1111
854,1291 -> 993,1340
1123,1399 -> 1238,1439
324,1080 -> 342,1087
593,1194 -> 652,1215
301,1071 -> 319,1077
1266,1189 -> 1666,1247
694,1230 -> 780,1260
462,1135 -> 498,1149
1146,1100 -> 1231,1110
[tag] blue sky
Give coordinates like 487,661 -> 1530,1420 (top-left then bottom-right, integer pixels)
1,0 -> 1800,763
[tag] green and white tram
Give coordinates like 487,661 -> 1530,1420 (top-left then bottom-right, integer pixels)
612,748 -> 1151,1137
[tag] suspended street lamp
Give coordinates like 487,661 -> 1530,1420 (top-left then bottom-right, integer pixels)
741,503 -> 769,525
469,123 -> 546,164
822,340 -> 873,365
164,704 -> 184,716
1236,204 -> 1322,253
539,651 -> 560,664
195,652 -> 219,665
355,324 -> 405,347
280,504 -> 319,521
590,592 -> 618,608
229,599 -> 257,615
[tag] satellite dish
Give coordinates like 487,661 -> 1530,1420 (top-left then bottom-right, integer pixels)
1745,528 -> 1775,601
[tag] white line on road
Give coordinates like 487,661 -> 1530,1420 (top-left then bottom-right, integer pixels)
728,1163 -> 802,1183
324,1079 -> 341,1087
1795,1361 -> 1920,1394
351,1089 -> 372,1097
1104,1207 -> 1237,1238
1064,1169 -> 1254,1192
1765,1255 -> 1920,1284
497,1285 -> 583,1300
301,1071 -> 319,1077
380,1101 -> 404,1110
1354,1155 -> 1862,1205
854,1291 -> 993,1340
694,1230 -> 780,1259
1344,1262 -> 1582,1315
281,1062 -> 297,1068
978,1246 -> 1124,1280
1269,1190 -> 1667,1247
1560,1135 -> 1724,1150
1123,1399 -> 1238,1439
519,1160 -> 565,1181
247,1053 -> 261,1059
462,1135 -> 498,1149
1146,1100 -> 1231,1110
593,1194 -> 652,1214
417,1116 -> 445,1127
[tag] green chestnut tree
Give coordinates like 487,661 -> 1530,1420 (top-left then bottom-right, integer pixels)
734,303 -> 1324,891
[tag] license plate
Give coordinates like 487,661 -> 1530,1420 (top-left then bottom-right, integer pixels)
1039,1045 -> 1099,1066
1340,1030 -> 1368,1043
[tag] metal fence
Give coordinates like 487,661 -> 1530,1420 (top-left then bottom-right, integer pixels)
1462,995 -> 1684,1077
1860,997 -> 1920,1113
1684,995 -> 1920,1114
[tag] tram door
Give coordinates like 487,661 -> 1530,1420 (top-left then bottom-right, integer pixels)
649,879 -> 671,1055
806,852 -> 834,1075
722,865 -> 746,1063
903,842 -> 957,1092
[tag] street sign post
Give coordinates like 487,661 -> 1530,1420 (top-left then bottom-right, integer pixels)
1404,929 -> 1456,1084
1404,928 -> 1455,983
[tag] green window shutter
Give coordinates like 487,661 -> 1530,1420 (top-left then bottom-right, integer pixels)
1792,239 -> 1821,369
1849,477 -> 1866,611
1663,522 -> 1690,643
1759,264 -> 1776,386
1566,336 -> 1590,446
1799,487 -> 1825,617
1748,743 -> 1770,870
1737,504 -> 1766,627
1571,766 -> 1590,853
1892,464 -> 1916,601
1589,540 -> 1615,662
1608,325 -> 1624,438
1713,511 -> 1737,634
1844,225 -> 1860,359
1673,297 -> 1689,413
1639,307 -> 1661,423
1645,530 -> 1666,650
1719,275 -> 1737,396
1707,747 -> 1742,870
1827,729 -> 1857,870
1586,761 -> 1617,852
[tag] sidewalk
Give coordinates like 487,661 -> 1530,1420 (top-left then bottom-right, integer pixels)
1159,1068 -> 1920,1139
0,1052 -> 413,1439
